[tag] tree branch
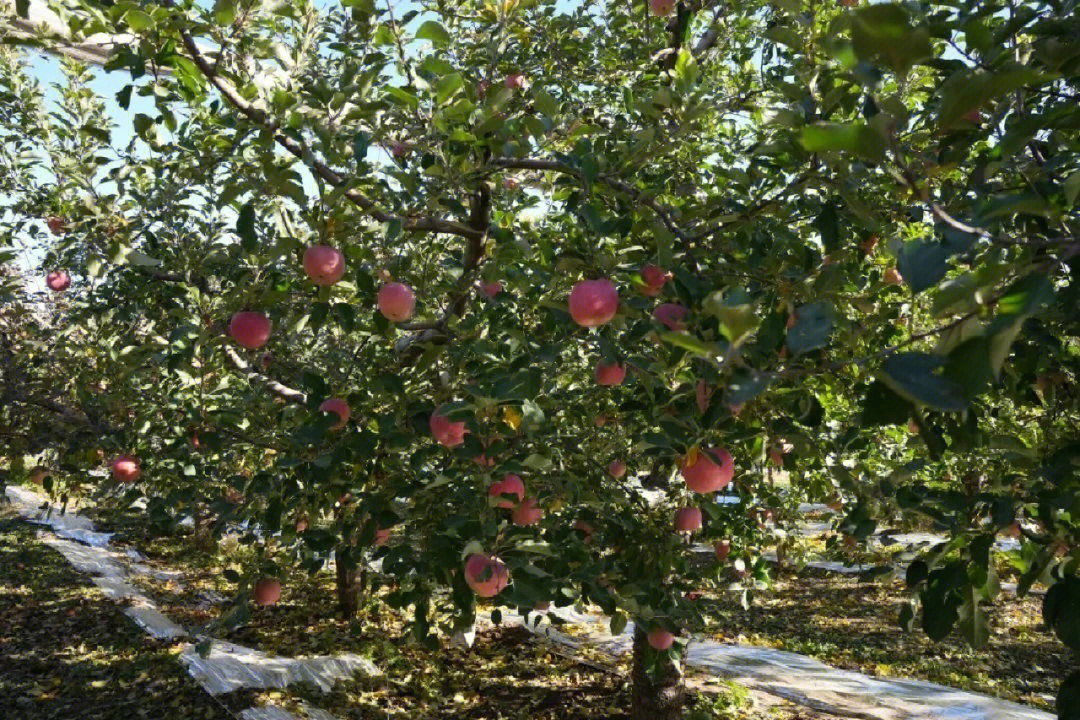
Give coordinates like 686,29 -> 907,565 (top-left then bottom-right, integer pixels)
222,344 -> 307,405
173,29 -> 482,241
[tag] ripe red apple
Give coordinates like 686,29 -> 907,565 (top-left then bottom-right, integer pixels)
574,519 -> 594,542
391,142 -> 409,158
46,216 -> 67,235
503,177 -> 520,191
607,460 -> 626,479
260,352 -> 273,369
473,453 -> 496,467
680,447 -> 734,494
477,79 -> 492,96
786,313 -> 798,330
512,497 -> 543,526
862,235 -> 879,255
296,517 -> 309,533
884,267 -> 904,286
464,553 -> 509,597
374,528 -> 392,546
253,578 -> 282,607
481,281 -> 503,298
302,245 -> 346,286
504,73 -> 526,90
1004,522 -> 1021,539
229,311 -> 272,349
378,282 -> 416,322
430,409 -> 469,447
319,397 -> 350,431
489,474 -> 525,508
908,418 -> 919,434
46,270 -> 70,292
639,264 -> 672,296
827,500 -> 844,512
191,432 -> 200,450
568,279 -> 618,327
30,466 -> 49,485
714,539 -> 731,562
674,506 -> 703,533
647,627 -> 675,650
653,303 -> 687,331
111,455 -> 141,483
595,362 -> 626,386
769,449 -> 783,467
695,380 -> 712,413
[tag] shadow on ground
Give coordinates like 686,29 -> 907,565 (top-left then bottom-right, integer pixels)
0,514 -> 251,720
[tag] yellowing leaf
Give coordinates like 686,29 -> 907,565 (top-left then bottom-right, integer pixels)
503,406 -> 522,432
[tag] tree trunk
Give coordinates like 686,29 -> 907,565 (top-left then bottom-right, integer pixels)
335,544 -> 359,618
630,625 -> 685,720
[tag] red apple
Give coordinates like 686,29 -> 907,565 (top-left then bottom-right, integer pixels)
512,497 -> 543,526
862,235 -> 879,255
302,245 -> 345,286
680,447 -> 734,494
191,432 -> 200,450
378,282 -> 416,322
534,601 -> 551,612
229,311 -> 272,349
374,528 -> 392,546
111,455 -> 141,483
260,352 -> 273,369
769,448 -> 783,467
430,409 -> 469,447
30,466 -> 49,485
296,517 -> 309,533
674,506 -> 703,533
46,271 -> 70,292
504,73 -> 526,90
639,264 -> 672,296
1004,522 -> 1021,539
884,267 -> 904,286
477,79 -> 492,96
464,553 -> 509,597
574,519 -> 594,542
481,281 -> 503,298
647,627 -> 675,650
253,578 -> 282,607
319,397 -> 350,431
473,453 -> 496,468
595,362 -> 626,386
568,279 -> 618,327
503,177 -> 520,191
653,303 -> 687,331
715,539 -> 731,561
489,474 -> 525,508
607,461 -> 626,479
391,142 -> 409,158
46,216 -> 67,235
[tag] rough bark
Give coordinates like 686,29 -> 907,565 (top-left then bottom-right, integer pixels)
335,544 -> 360,619
630,625 -> 685,720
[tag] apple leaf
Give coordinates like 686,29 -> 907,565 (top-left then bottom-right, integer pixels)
897,240 -> 949,293
860,380 -> 914,426
850,4 -> 932,77
786,301 -> 833,355
415,20 -> 451,46
880,353 -> 970,411
799,122 -> 885,161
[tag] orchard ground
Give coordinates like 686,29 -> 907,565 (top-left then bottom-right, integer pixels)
12,485 -> 1055,718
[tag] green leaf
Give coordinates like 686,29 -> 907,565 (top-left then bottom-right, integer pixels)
799,122 -> 885,161
126,10 -> 153,31
415,20 -> 451,46
435,73 -> 464,105
850,4 -> 933,76
957,587 -> 989,648
860,380 -> 914,426
610,612 -> 628,636
1044,576 -> 1080,651
897,240 -> 948,293
116,85 -> 133,110
212,0 -> 236,26
938,68 -> 1052,130
532,88 -> 559,118
15,0 -> 28,18
880,353 -> 970,411
237,201 -> 257,251
786,301 -> 833,355
726,371 -> 771,406
943,336 -> 993,400
660,331 -> 718,358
